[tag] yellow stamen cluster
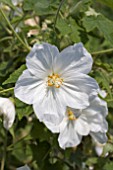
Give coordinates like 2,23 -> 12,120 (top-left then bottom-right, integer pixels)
67,109 -> 76,120
47,73 -> 63,88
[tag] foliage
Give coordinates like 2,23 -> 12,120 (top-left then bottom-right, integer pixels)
0,0 -> 113,169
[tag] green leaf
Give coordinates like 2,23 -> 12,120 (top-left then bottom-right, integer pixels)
104,162 -> 113,170
107,99 -> 113,108
0,61 -> 9,77
3,64 -> 26,85
69,0 -> 92,15
83,14 -> 113,44
96,0 -> 113,10
56,17 -> 81,42
86,157 -> 98,166
12,142 -> 32,163
23,0 -> 57,15
56,19 -> 72,35
15,98 -> 33,120
31,119 -> 52,141
69,17 -> 81,42
31,141 -> 50,166
103,143 -> 113,155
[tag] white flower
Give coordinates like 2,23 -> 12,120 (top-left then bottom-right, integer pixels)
14,43 -> 99,124
45,96 -> 108,149
16,165 -> 31,170
0,97 -> 15,129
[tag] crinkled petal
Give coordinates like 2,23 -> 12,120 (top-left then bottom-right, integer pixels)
75,118 -> 90,136
60,84 -> 89,109
0,97 -> 15,129
81,111 -> 106,132
53,42 -> 93,75
63,73 -> 99,96
58,121 -> 82,149
100,119 -> 108,133
88,96 -> 108,117
26,43 -> 59,78
76,96 -> 108,133
33,87 -> 66,124
14,69 -> 46,104
90,132 -> 108,144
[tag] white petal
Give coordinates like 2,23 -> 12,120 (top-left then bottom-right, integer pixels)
95,144 -> 104,156
43,118 -> 60,133
16,165 -> 31,170
53,42 -> 93,75
14,69 -> 46,104
75,118 -> 90,136
33,87 -> 66,124
100,119 -> 108,133
58,121 -> 82,149
63,73 -> 99,96
81,111 -> 104,132
60,84 -> 89,109
41,113 -> 64,133
82,112 -> 108,133
90,132 -> 108,144
88,96 -> 108,117
0,97 -> 15,129
26,43 -> 59,78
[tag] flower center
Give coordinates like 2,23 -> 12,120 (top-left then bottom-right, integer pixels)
47,73 -> 63,88
67,109 -> 77,120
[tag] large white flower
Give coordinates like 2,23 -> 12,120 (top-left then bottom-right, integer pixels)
14,43 -> 99,124
0,97 -> 15,129
45,96 -> 108,149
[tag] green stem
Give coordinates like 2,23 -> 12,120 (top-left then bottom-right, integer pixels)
1,129 -> 8,170
91,48 -> 113,55
54,0 -> 66,30
0,87 -> 14,94
0,7 -> 31,51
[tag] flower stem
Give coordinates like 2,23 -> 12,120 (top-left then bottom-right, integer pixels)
1,129 -> 8,170
0,6 -> 31,51
0,87 -> 14,94
91,48 -> 113,55
54,0 -> 66,30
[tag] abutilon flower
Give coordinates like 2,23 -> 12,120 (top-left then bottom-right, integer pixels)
0,97 -> 15,129
44,96 -> 108,149
14,43 -> 99,124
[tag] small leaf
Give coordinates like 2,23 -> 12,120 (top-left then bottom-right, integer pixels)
103,143 -> 113,155
3,65 -> 26,85
83,14 -> 113,44
86,157 -> 98,166
23,0 -> 57,15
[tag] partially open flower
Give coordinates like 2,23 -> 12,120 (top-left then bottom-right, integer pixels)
14,43 -> 99,124
0,97 -> 15,130
44,96 -> 108,149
